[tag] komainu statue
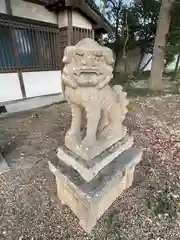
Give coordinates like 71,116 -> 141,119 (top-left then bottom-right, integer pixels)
62,38 -> 131,160
50,38 -> 142,233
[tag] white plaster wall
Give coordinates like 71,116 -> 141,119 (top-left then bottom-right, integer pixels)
6,93 -> 64,113
58,10 -> 68,28
0,0 -> 7,14
11,0 -> 57,24
0,73 -> 23,102
23,71 -> 62,98
72,10 -> 92,29
141,53 -> 152,71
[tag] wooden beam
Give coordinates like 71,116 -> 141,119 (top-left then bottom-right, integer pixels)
18,71 -> 27,99
10,30 -> 27,99
0,13 -> 58,28
67,8 -> 73,45
4,3 -> 27,99
5,0 -> 12,15
23,0 -> 50,6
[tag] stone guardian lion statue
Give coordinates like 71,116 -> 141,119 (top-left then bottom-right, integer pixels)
61,38 -> 129,160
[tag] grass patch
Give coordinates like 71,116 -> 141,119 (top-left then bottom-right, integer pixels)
123,85 -> 164,97
133,71 -> 150,81
101,213 -> 126,240
123,83 -> 180,97
133,71 -> 174,82
146,185 -> 180,218
169,82 -> 180,94
110,72 -> 129,86
163,71 -> 174,79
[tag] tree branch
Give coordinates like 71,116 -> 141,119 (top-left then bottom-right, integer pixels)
122,11 -> 129,58
108,0 -> 116,10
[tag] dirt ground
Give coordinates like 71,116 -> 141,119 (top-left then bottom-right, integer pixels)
0,95 -> 180,240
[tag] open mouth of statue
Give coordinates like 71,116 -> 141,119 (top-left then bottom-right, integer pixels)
73,70 -> 103,86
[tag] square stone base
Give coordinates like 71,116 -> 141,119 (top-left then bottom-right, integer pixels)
49,147 -> 142,233
57,135 -> 133,182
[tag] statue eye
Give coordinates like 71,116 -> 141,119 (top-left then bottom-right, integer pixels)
76,52 -> 84,56
95,52 -> 102,57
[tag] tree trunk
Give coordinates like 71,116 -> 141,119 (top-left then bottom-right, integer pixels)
172,54 -> 180,81
113,50 -> 120,73
149,0 -> 173,90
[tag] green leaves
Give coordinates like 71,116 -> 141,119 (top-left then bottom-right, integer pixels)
99,0 -> 160,56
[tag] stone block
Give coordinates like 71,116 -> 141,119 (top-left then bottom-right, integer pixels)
57,135 -> 133,182
49,147 -> 142,233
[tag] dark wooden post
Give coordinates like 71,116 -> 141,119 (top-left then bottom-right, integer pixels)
5,0 -> 26,98
67,8 -> 73,45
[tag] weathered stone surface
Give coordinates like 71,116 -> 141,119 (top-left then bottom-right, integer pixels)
51,38 -> 143,233
57,135 -> 133,181
61,38 -> 130,160
49,147 -> 143,233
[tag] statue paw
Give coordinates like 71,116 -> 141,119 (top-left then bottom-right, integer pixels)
66,130 -> 74,137
81,136 -> 96,149
65,130 -> 81,145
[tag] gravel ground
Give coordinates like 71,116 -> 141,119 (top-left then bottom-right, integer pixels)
0,95 -> 180,240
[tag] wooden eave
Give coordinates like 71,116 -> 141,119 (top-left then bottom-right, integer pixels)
23,0 -> 113,33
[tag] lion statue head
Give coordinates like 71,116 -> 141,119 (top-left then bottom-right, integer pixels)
61,38 -> 114,90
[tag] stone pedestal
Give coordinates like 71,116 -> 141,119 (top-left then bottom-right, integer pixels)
57,135 -> 133,182
49,147 -> 142,233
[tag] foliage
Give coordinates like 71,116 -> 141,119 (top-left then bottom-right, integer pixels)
99,0 -> 180,84
133,70 -> 151,81
101,0 -> 124,57
123,85 -> 164,97
130,0 -> 160,53
164,0 -> 180,80
165,1 -> 180,58
104,213 -> 124,240
99,0 -> 160,57
146,184 -> 180,218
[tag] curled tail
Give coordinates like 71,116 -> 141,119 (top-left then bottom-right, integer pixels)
112,85 -> 129,117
